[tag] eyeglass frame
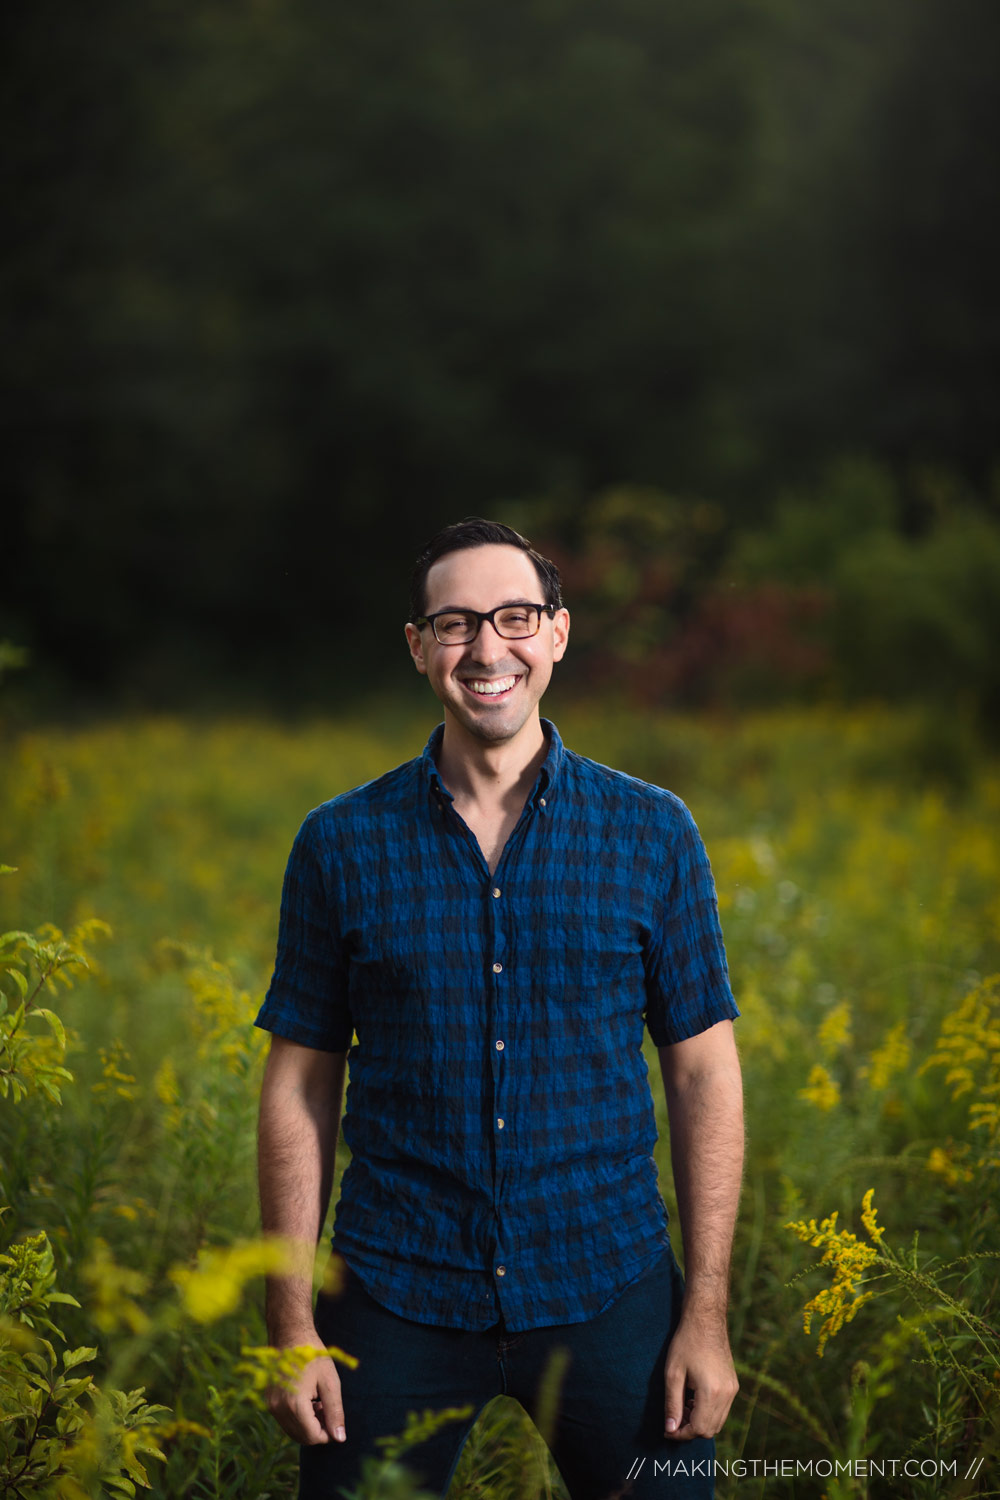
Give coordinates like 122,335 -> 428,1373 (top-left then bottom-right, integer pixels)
412,601 -> 557,645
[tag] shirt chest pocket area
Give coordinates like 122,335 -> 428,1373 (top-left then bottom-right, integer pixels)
538,915 -> 643,1014
346,915 -> 480,1016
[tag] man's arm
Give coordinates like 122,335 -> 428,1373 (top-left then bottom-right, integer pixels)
658,1018 -> 743,1441
258,1034 -> 348,1445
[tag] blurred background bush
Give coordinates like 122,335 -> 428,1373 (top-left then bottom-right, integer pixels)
3,0 -> 999,725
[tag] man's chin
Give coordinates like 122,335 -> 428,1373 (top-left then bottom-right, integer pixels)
447,704 -> 535,745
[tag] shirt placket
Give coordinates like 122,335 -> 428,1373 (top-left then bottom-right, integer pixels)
436,777 -> 543,1322
483,793 -> 546,1320
487,853 -> 510,1298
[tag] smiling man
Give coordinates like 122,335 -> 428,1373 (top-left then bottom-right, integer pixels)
256,518 -> 744,1499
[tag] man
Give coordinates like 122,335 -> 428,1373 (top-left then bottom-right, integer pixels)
256,518 -> 743,1499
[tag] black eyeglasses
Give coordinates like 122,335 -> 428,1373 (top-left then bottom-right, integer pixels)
414,602 -> 555,645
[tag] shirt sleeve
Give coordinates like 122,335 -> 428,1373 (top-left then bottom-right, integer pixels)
254,809 -> 354,1051
643,797 -> 740,1047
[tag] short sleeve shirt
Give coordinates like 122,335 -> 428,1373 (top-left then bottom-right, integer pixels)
255,720 -> 738,1332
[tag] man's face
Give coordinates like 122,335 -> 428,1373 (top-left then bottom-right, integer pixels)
405,544 -> 570,747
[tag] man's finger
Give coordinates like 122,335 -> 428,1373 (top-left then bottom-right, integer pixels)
315,1359 -> 347,1443
297,1388 -> 332,1445
663,1362 -> 689,1436
683,1386 -> 714,1440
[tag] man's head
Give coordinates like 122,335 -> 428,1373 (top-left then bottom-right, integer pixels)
405,519 -> 569,749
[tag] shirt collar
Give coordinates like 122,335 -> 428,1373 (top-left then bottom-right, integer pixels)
420,719 -> 564,809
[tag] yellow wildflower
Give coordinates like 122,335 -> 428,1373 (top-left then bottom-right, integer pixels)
67,916 -> 113,952
154,1056 -> 179,1108
862,1021 -> 912,1091
154,1057 -> 183,1132
91,1040 -> 137,1102
155,941 -> 267,1076
860,1188 -> 884,1243
786,1193 -> 885,1355
798,1064 -> 840,1112
921,975 -> 1000,1170
82,1240 -> 152,1335
926,1144 -> 974,1184
171,1238 -> 295,1324
818,1003 -> 852,1057
237,1342 -> 359,1399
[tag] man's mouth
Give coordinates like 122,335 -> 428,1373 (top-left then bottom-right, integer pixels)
461,674 -> 521,698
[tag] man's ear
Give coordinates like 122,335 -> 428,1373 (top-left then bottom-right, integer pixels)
404,622 -> 428,675
552,608 -> 570,663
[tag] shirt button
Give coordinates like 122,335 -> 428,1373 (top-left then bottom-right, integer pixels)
539,797 -> 546,807
492,887 -> 501,899
496,1265 -> 506,1277
497,1117 -> 505,1129
495,1039 -> 504,1051
492,961 -> 503,974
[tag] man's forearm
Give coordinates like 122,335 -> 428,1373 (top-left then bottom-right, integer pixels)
257,1038 -> 347,1342
659,1024 -> 744,1315
657,1022 -> 743,1439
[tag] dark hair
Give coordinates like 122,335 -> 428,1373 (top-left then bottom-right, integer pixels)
409,517 -> 563,621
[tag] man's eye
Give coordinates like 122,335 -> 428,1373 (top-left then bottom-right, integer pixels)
440,617 -> 471,636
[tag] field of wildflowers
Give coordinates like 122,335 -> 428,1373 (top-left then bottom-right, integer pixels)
1,705 -> 998,1498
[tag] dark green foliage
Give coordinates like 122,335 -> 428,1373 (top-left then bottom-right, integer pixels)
3,0 -> 999,710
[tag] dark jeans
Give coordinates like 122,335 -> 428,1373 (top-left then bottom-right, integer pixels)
300,1245 -> 715,1499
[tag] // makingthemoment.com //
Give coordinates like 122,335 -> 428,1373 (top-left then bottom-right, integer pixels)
623,1456 -> 986,1484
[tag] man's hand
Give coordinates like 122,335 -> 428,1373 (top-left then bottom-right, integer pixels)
266,1331 -> 347,1446
663,1310 -> 739,1440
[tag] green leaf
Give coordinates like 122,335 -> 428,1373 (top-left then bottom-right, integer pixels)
62,1346 -> 98,1371
3,967 -> 28,998
52,1375 -> 94,1402
122,1451 -> 152,1486
33,1008 -> 66,1048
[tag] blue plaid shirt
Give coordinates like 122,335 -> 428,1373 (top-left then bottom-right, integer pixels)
256,721 -> 738,1332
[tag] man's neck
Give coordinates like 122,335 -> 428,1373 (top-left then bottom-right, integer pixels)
436,713 -> 548,812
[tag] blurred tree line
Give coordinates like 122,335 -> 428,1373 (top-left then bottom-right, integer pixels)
3,0 -> 999,719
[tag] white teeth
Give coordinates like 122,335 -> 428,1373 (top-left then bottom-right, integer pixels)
466,676 -> 517,696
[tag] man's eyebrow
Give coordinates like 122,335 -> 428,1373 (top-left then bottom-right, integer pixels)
431,597 -> 537,612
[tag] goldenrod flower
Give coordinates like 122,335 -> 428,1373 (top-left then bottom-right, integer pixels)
860,1188 -> 884,1243
170,1239 -> 295,1324
922,975 -> 1000,1170
818,1002 -> 852,1057
237,1341 -> 359,1398
798,1064 -> 840,1112
91,1040 -> 137,1102
82,1240 -> 152,1335
926,1144 -> 974,1185
153,1057 -> 183,1132
786,1192 -> 886,1355
862,1021 -> 912,1091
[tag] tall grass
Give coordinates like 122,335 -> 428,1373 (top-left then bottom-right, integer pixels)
1,705 -> 997,1497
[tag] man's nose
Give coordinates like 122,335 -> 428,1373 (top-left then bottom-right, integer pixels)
467,618 -> 509,663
